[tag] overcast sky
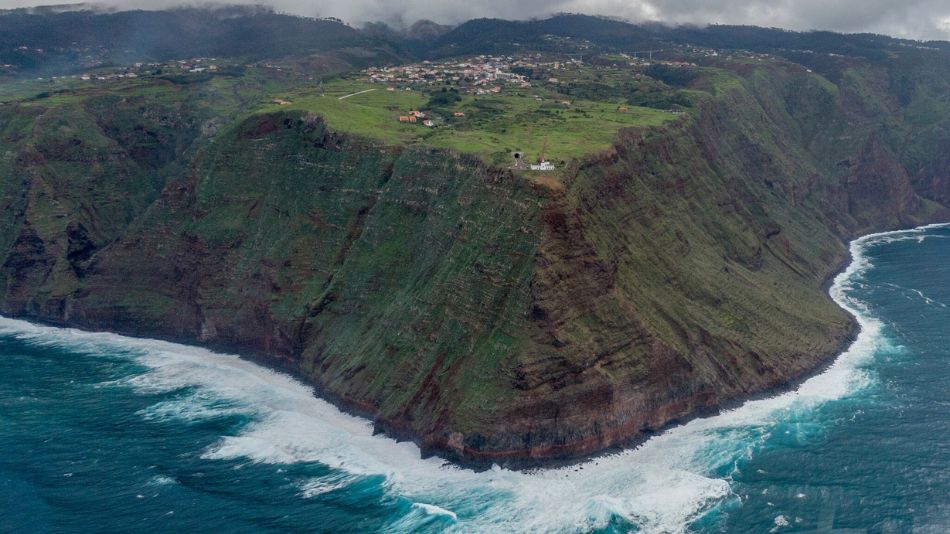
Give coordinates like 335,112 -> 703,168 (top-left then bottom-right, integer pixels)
3,0 -> 950,41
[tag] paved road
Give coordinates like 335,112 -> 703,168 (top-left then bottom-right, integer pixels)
338,88 -> 377,100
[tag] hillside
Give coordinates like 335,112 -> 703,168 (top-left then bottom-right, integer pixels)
1,12 -> 949,467
425,14 -> 950,59
0,5 -> 407,77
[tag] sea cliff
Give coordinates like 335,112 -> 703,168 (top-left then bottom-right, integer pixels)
1,54 -> 948,468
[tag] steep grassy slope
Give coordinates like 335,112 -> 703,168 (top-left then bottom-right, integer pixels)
1,51 -> 948,467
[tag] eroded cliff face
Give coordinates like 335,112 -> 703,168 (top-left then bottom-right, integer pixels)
423,70 -> 947,465
1,58 -> 948,468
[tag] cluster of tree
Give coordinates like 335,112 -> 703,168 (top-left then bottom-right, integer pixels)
643,64 -> 700,88
426,87 -> 462,109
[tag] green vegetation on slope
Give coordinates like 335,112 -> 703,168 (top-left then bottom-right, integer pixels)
2,36 -> 950,467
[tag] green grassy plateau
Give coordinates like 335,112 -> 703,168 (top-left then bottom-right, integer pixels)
266,78 -> 676,164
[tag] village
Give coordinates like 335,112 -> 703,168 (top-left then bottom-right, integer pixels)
25,57 -> 224,84
360,54 -> 588,94
355,52 -> 706,171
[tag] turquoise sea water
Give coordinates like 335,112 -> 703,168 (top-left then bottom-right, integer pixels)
1,224 -> 949,533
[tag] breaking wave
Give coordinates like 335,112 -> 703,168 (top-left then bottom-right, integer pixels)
2,225 -> 943,532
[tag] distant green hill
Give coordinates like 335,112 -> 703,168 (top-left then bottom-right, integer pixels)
0,5 -> 407,76
4,8 -> 949,78
426,14 -> 950,59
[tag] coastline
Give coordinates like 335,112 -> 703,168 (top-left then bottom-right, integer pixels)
7,225 -> 947,472
0,301 -> 860,472
409,230 -> 865,470
7,223 -> 948,533
10,220 -> 950,474
602,223 -> 950,468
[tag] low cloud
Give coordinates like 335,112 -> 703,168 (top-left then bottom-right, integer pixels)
4,0 -> 950,41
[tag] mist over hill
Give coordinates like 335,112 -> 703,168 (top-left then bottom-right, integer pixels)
4,0 -> 950,40
2,6 -> 949,78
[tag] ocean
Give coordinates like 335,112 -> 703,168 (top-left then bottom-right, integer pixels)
1,223 -> 948,533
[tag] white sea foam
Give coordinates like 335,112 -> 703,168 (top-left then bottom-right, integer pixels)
386,501 -> 461,531
882,283 -> 947,308
2,224 -> 945,533
412,502 -> 459,520
147,475 -> 178,487
298,475 -> 354,498
137,390 -> 243,422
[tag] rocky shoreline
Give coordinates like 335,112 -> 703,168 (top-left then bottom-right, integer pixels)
0,232 -> 878,471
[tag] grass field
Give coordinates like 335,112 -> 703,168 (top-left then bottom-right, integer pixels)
2,68 -> 682,167
263,79 -> 679,165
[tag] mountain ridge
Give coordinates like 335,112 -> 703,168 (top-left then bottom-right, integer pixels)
3,8 -> 950,78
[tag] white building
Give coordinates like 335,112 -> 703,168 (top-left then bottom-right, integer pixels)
530,161 -> 555,171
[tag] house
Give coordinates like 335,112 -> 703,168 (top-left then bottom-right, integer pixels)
530,161 -> 556,171
386,86 -> 396,92
617,106 -> 629,113
409,115 -> 418,123
423,119 -> 435,127
453,112 -> 465,117
398,116 -> 411,122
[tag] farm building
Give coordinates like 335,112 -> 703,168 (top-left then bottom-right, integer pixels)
530,161 -> 556,171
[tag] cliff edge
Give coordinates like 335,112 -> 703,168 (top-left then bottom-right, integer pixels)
1,53 -> 949,468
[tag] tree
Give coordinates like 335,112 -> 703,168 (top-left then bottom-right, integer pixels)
426,87 -> 461,108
